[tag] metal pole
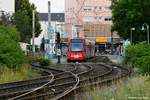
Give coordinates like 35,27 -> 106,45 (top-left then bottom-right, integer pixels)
142,23 -> 149,44
47,1 -> 55,58
48,1 -> 51,27
32,10 -> 35,56
147,24 -> 149,44
111,31 -> 113,54
55,21 -> 57,32
56,32 -> 61,64
130,27 -> 135,44
130,29 -> 132,44
57,44 -> 61,64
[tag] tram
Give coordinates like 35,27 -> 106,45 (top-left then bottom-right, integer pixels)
67,38 -> 95,62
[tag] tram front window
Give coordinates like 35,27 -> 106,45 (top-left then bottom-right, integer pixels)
71,43 -> 83,52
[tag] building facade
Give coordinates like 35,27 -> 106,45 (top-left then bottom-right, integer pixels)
65,0 -> 119,42
33,13 -> 65,47
38,13 -> 67,58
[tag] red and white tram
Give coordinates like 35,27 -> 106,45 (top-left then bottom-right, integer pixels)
67,38 -> 95,62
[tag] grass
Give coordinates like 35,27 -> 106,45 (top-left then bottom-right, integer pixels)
0,64 -> 40,84
80,76 -> 150,100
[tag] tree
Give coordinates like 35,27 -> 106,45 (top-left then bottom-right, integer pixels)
112,0 -> 150,43
13,0 -> 41,43
0,12 -> 12,25
0,25 -> 25,68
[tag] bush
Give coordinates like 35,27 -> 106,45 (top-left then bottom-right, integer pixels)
125,42 -> 150,74
0,64 -> 40,83
125,42 -> 150,65
136,56 -> 150,75
39,58 -> 50,66
82,76 -> 150,100
0,25 -> 24,68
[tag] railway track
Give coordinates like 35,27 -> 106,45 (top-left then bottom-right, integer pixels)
16,63 -> 115,100
5,64 -> 93,100
0,66 -> 55,100
6,64 -> 79,100
0,56 -> 130,100
59,62 -> 130,99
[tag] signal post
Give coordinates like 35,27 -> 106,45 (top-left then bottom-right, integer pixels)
56,32 -> 61,64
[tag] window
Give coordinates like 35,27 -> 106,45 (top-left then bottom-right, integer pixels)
94,16 -> 98,19
99,7 -> 102,10
104,7 -> 111,12
71,39 -> 83,52
94,16 -> 102,20
104,16 -> 112,21
99,16 -> 102,19
82,6 -> 93,12
83,16 -> 94,22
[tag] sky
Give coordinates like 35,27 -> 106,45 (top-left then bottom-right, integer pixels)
29,0 -> 64,13
0,0 -> 15,12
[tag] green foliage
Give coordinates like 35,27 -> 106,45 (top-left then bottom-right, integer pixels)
39,58 -> 50,66
112,0 -> 150,43
125,42 -> 150,74
136,56 -> 150,75
0,25 -> 24,68
13,0 -> 41,43
36,54 -> 50,66
125,42 -> 148,64
82,76 -> 150,100
0,65 -> 40,83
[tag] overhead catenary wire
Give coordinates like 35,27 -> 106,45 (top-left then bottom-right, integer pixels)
68,0 -> 86,24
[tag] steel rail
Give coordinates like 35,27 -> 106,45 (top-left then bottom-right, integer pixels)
50,71 -> 79,100
76,64 -> 130,89
0,67 -> 50,90
0,76 -> 52,94
19,64 -> 91,100
44,63 -> 130,100
9,66 -> 55,100
2,61 -> 129,100
50,64 -> 94,100
8,64 -> 78,100
22,63 -> 113,100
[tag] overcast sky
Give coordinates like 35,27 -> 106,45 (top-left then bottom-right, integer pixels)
0,0 -> 15,12
29,0 -> 64,13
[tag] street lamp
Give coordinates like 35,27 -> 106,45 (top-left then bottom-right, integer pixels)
130,27 -> 135,44
142,23 -> 149,44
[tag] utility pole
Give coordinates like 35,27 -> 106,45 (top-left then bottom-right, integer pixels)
48,1 -> 51,27
32,9 -> 35,56
111,31 -> 113,54
46,1 -> 55,58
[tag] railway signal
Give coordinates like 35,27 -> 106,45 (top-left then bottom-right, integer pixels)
56,32 -> 61,43
56,32 -> 61,63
